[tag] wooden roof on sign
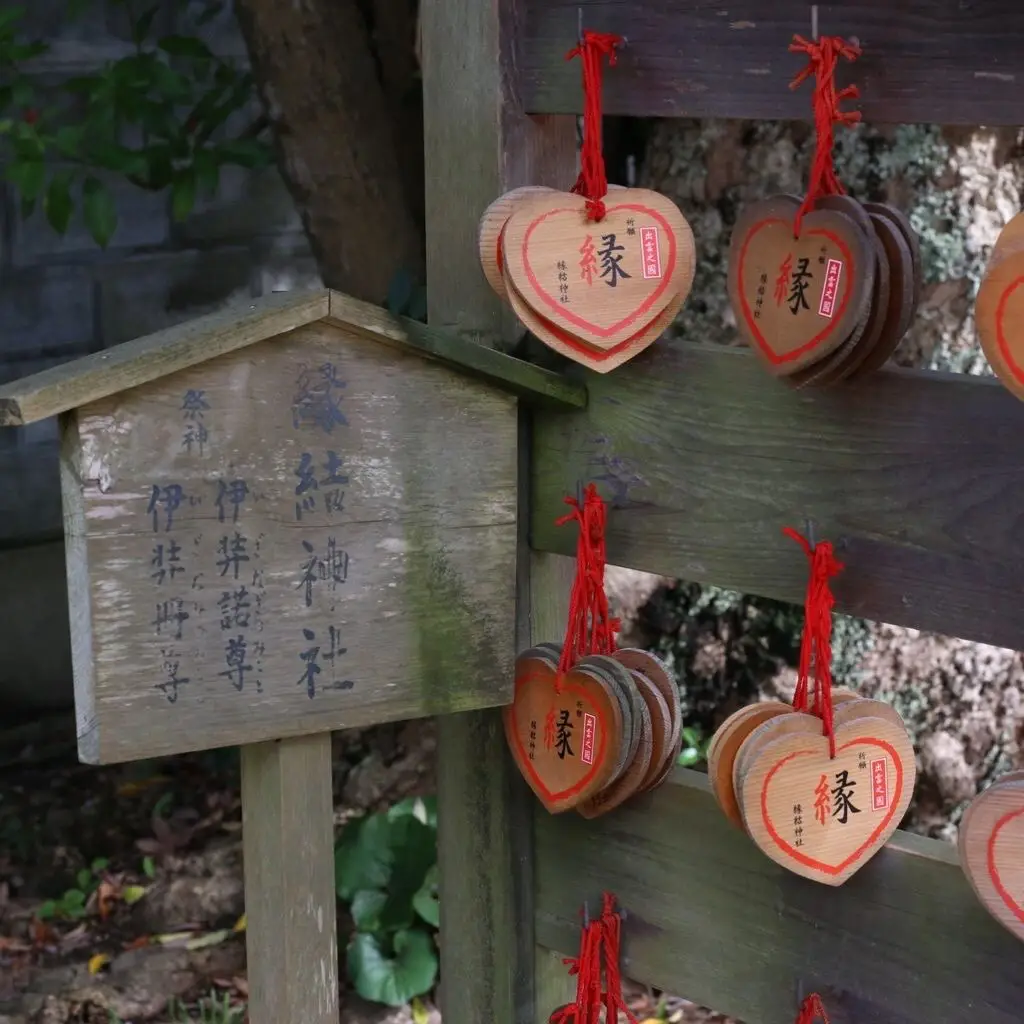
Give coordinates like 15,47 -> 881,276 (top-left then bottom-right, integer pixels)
0,288 -> 586,426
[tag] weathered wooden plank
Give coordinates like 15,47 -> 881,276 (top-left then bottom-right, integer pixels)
534,769 -> 1024,1024
325,291 -> 587,411
421,0 -> 577,1020
62,319 -> 517,764
0,288 -> 585,428
241,733 -> 338,1024
532,343 -> 1024,650
0,290 -> 330,427
521,0 -> 1024,126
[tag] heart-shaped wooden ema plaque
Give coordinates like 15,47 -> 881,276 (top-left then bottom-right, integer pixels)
977,248 -> 1024,401
503,188 -> 695,350
503,652 -> 623,813
708,702 -> 792,830
478,186 -> 556,300
739,714 -> 916,885
728,196 -> 874,375
959,778 -> 1024,942
503,254 -> 682,373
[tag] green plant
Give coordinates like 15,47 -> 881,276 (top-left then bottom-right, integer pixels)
0,0 -> 272,247
677,725 -> 710,768
168,989 -> 247,1024
37,856 -> 109,921
335,795 -> 439,1007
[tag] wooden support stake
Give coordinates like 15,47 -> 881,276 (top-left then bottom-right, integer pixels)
241,733 -> 339,1024
420,0 -> 577,1021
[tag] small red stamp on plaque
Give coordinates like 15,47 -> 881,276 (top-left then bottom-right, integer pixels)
640,226 -> 662,280
818,258 -> 843,318
871,758 -> 889,810
581,712 -> 597,765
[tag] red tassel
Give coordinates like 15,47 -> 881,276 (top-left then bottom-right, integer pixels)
796,993 -> 830,1024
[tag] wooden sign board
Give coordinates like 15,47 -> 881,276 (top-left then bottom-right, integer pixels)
60,317 -> 518,764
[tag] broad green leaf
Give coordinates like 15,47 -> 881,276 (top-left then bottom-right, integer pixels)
216,138 -> 273,170
82,176 -> 117,247
335,813 -> 393,900
6,158 -> 44,201
350,889 -> 387,933
158,34 -> 214,61
53,125 -> 85,158
412,864 -> 439,928
76,869 -> 92,890
387,796 -> 437,827
347,929 -> 438,1007
376,816 -> 436,934
170,170 -> 196,221
36,900 -> 56,920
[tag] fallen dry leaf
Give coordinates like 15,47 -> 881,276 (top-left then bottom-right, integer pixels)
0,935 -> 31,953
87,952 -> 111,975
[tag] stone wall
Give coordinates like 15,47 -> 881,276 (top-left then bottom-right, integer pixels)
0,1 -> 319,708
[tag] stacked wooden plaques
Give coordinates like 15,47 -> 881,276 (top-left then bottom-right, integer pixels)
706,691 -> 917,885
959,772 -> 1024,942
503,642 -> 682,817
727,194 -> 922,384
976,213 -> 1024,400
478,186 -> 696,372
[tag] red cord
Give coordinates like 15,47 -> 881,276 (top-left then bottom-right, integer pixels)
566,30 -> 623,221
789,34 -> 862,237
598,893 -> 638,1024
796,993 -> 831,1024
783,527 -> 844,758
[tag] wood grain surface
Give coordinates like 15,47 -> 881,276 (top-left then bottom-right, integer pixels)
421,1 -> 579,1022
534,769 -> 1024,1024
62,319 -> 517,763
532,342 -> 1024,650
520,0 -> 1024,125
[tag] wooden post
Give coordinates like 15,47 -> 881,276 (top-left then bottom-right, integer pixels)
420,2 -> 577,1021
241,733 -> 339,1024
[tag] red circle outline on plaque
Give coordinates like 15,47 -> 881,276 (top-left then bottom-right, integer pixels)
986,804 -> 1024,924
994,275 -> 1024,386
759,735 -> 904,877
509,669 -> 610,803
737,218 -> 856,366
519,203 -> 678,338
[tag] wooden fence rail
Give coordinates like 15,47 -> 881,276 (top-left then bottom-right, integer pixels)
535,770 -> 1024,1024
532,342 -> 1024,651
521,0 -> 1024,125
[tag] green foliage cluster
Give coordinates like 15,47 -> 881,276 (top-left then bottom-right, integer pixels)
334,796 -> 439,1007
37,856 -> 108,920
0,0 -> 270,246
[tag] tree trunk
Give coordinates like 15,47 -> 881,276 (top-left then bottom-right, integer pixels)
234,0 -> 423,302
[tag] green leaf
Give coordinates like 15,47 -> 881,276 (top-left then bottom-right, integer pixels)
76,869 -> 92,891
82,176 -> 117,247
53,125 -> 85,158
170,169 -> 196,221
0,120 -> 12,135
387,796 -> 437,828
335,814 -> 393,901
37,900 -> 56,920
142,855 -> 156,879
158,34 -> 214,60
91,857 -> 109,873
350,889 -> 388,933
6,158 -> 44,201
375,816 -> 435,934
347,929 -> 438,1007
412,864 -> 439,928
63,888 -> 86,907
0,7 -> 24,29
216,137 -> 273,170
